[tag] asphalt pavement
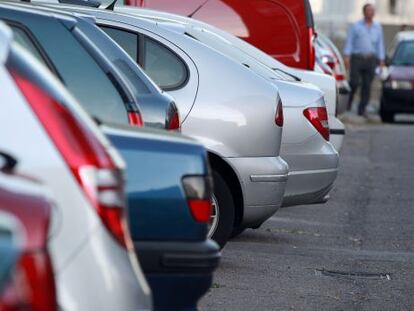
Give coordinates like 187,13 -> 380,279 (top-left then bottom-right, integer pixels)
200,121 -> 414,311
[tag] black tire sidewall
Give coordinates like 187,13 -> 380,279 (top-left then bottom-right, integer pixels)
211,170 -> 235,248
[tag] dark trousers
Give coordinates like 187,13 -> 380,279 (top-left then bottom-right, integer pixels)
348,55 -> 377,115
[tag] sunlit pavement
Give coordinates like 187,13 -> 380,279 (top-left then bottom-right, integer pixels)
201,121 -> 414,311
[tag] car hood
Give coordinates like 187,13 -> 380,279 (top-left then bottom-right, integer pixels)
389,65 -> 414,81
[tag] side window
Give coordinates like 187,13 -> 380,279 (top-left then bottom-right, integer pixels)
101,26 -> 139,62
9,25 -> 47,67
142,37 -> 188,90
9,23 -> 129,125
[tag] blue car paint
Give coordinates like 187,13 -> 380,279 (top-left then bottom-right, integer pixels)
104,126 -> 218,311
108,130 -> 208,241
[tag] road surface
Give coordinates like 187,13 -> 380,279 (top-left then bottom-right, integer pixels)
201,122 -> 414,311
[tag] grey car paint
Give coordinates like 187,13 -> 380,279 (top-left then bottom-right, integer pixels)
111,7 -> 339,206
13,2 -> 176,130
52,5 -> 289,230
75,15 -> 178,129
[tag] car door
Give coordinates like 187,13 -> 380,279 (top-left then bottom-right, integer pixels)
98,20 -> 199,122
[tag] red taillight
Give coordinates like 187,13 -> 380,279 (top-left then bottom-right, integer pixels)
17,252 -> 57,311
275,99 -> 284,127
187,199 -> 212,223
0,252 -> 57,311
167,109 -> 180,131
9,69 -> 130,248
303,107 -> 330,141
182,176 -> 213,223
308,28 -> 316,70
335,73 -> 345,81
128,111 -> 144,127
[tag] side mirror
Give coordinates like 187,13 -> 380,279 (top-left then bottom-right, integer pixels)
0,152 -> 17,173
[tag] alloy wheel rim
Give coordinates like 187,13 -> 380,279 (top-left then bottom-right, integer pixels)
208,195 -> 219,238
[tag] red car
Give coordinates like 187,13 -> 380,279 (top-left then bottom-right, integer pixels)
128,0 -> 316,70
0,151 -> 57,311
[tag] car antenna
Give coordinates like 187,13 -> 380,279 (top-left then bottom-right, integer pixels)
105,0 -> 117,10
187,0 -> 208,18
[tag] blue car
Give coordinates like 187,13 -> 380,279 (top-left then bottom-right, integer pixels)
103,125 -> 220,310
0,4 -> 220,310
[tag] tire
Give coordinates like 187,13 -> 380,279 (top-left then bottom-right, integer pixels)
208,170 -> 235,249
380,110 -> 394,123
380,98 -> 394,123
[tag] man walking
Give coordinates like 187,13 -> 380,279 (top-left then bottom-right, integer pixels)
344,3 -> 385,116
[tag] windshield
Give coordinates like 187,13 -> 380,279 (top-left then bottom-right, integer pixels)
392,40 -> 414,66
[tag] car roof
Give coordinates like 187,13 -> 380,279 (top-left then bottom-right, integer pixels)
0,1 -> 78,29
396,31 -> 414,42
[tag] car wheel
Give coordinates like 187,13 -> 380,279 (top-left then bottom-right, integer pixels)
380,110 -> 394,123
208,171 -> 235,248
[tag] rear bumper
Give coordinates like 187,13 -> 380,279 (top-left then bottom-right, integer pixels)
135,239 -> 220,310
381,88 -> 414,113
226,156 -> 289,228
135,239 -> 220,274
281,135 -> 339,207
282,167 -> 338,207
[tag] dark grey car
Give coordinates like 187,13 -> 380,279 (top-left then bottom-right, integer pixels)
5,2 -> 179,130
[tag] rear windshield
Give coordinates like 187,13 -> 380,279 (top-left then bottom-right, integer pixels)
392,40 -> 414,66
9,22 -> 129,125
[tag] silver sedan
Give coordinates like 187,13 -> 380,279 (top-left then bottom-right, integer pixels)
115,7 -> 339,207
53,5 -> 290,248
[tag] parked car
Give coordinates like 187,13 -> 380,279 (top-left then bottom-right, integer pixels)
5,5 -> 221,309
381,31 -> 414,123
103,124 -> 220,310
128,0 -> 316,70
0,19 -> 152,310
0,151 -> 57,311
119,6 -> 343,152
19,2 -> 180,130
120,9 -> 339,208
315,32 -> 350,115
54,5 -> 289,247
2,2 -> 148,129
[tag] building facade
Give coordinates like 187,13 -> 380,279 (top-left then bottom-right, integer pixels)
311,0 -> 414,48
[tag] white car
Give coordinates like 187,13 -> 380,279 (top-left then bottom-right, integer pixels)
0,21 -> 152,311
115,6 -> 345,153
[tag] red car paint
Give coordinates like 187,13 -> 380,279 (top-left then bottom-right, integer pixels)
128,0 -> 316,70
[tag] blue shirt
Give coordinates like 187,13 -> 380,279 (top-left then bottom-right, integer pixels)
343,19 -> 385,60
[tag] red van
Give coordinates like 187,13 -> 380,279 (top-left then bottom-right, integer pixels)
127,0 -> 316,70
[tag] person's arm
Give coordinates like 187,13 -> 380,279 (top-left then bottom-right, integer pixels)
343,24 -> 355,70
377,24 -> 386,67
